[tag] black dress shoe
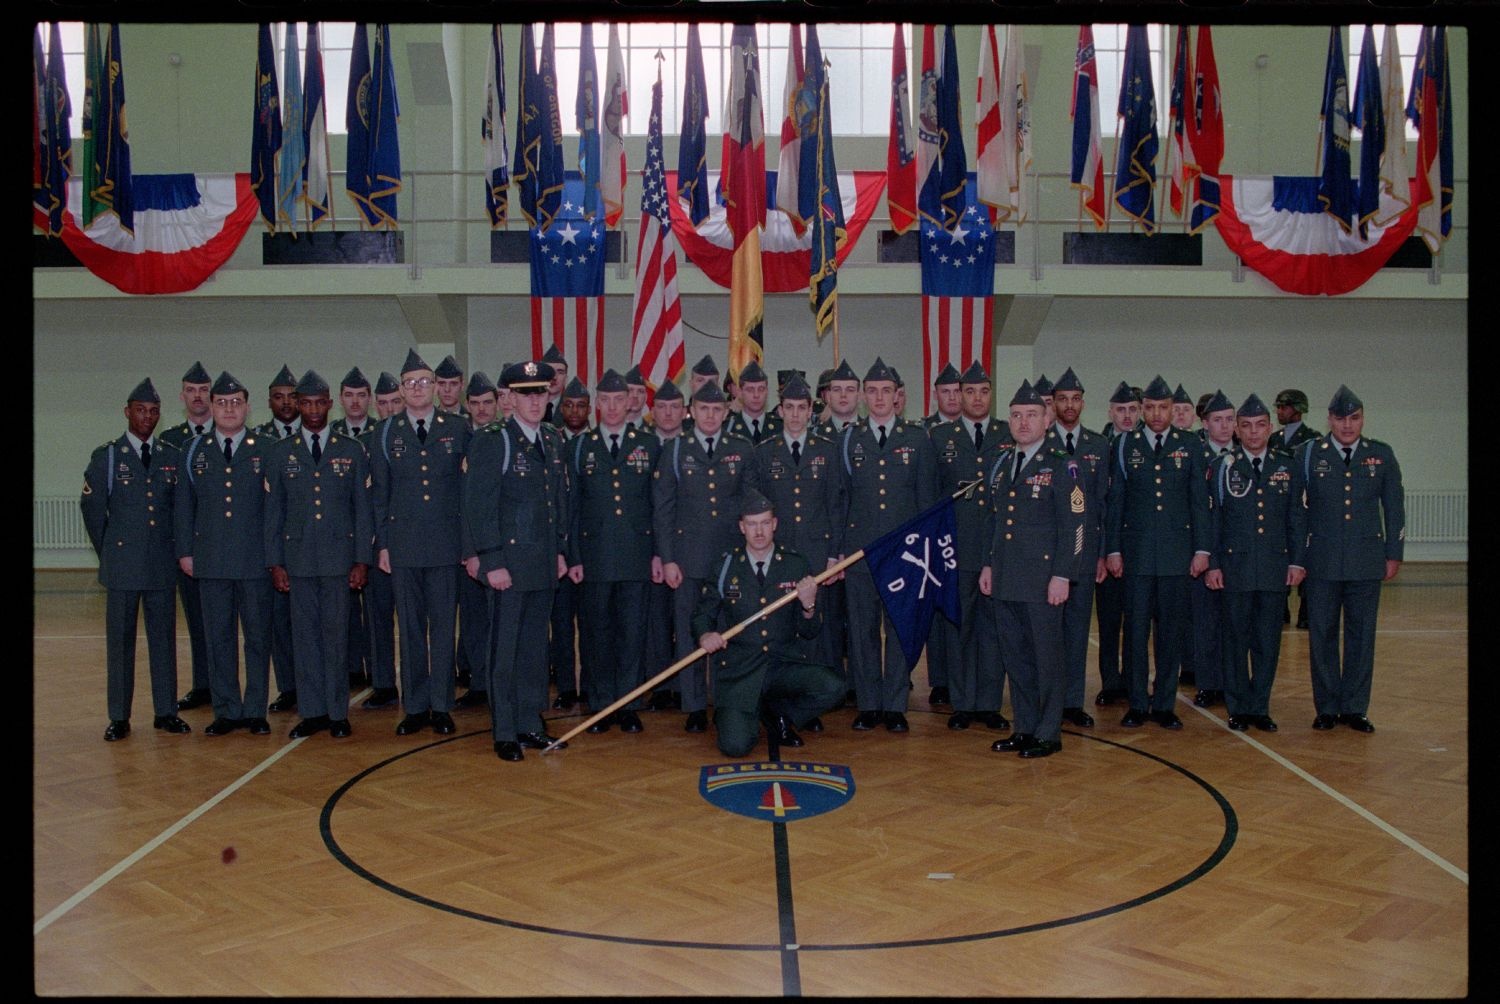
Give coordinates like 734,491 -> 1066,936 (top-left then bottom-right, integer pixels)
103,720 -> 130,742
1062,707 -> 1095,728
328,719 -> 352,738
154,715 -> 192,734
552,689 -> 579,710
1193,689 -> 1215,708
983,712 -> 1011,731
1227,715 -> 1251,731
1254,715 -> 1279,733
455,689 -> 488,709
1152,710 -> 1183,730
1311,713 -> 1338,730
289,716 -> 328,739
495,741 -> 524,762
362,687 -> 400,709
617,711 -> 644,733
805,716 -> 824,732
456,668 -> 471,689
349,672 -> 368,689
1343,714 -> 1375,733
768,715 -> 805,748
947,711 -> 972,730
928,686 -> 951,706
176,688 -> 211,711
396,712 -> 429,736
991,732 -> 1035,752
245,717 -> 271,735
684,710 -> 708,733
649,691 -> 674,711
268,690 -> 298,713
203,717 -> 240,737
586,713 -> 614,734
430,711 -> 456,735
517,731 -> 565,750
1095,688 -> 1125,707
1179,670 -> 1196,686
845,689 -> 857,708
852,710 -> 882,731
884,712 -> 909,733
1121,708 -> 1149,728
1019,739 -> 1062,759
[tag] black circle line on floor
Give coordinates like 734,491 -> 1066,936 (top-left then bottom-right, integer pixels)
320,728 -> 1238,952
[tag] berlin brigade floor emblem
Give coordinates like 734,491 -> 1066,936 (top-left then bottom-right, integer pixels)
699,762 -> 855,822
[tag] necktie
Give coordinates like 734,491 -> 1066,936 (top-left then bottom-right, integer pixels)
140,442 -> 151,469
1065,431 -> 1075,455
791,440 -> 802,465
311,432 -> 322,463
705,436 -> 715,459
1154,433 -> 1164,454
1342,446 -> 1352,466
755,560 -> 765,586
194,423 -> 205,435
1013,450 -> 1024,482
223,437 -> 234,463
283,423 -> 293,438
751,419 -> 761,439
416,418 -> 428,444
610,433 -> 620,460
877,425 -> 887,448
533,435 -> 545,462
974,424 -> 984,452
1252,456 -> 1262,479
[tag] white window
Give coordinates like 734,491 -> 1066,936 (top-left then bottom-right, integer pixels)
1348,24 -> 1424,141
38,22 -> 85,140
274,22 -> 355,135
1089,24 -> 1169,141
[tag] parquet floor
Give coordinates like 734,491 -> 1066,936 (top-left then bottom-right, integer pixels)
32,565 -> 1468,996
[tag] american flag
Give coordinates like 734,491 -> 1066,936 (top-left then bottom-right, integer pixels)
920,183 -> 994,414
530,177 -> 606,386
629,70 -> 684,396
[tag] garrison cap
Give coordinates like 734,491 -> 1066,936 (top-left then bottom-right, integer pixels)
596,369 -> 628,394
1009,379 -> 1044,407
1203,389 -> 1235,415
501,360 -> 554,390
212,371 -> 248,398
127,377 -> 160,404
691,354 -> 720,377
780,375 -> 813,401
375,371 -> 401,395
435,355 -> 463,379
1237,393 -> 1270,419
295,370 -> 330,397
1053,367 -> 1084,394
863,357 -> 897,384
691,380 -> 726,405
654,380 -> 683,403
182,361 -> 211,385
1109,381 -> 1140,404
890,366 -> 905,388
541,344 -> 567,367
740,488 -> 775,518
625,365 -> 646,387
777,368 -> 806,391
738,360 -> 768,385
400,348 -> 431,376
563,377 -> 589,400
830,359 -> 859,383
959,361 -> 990,385
466,371 -> 497,397
269,364 -> 297,389
1171,383 -> 1192,405
1275,388 -> 1310,413
340,367 -> 370,390
816,368 -> 835,393
1143,375 -> 1174,401
1034,374 -> 1054,396
933,363 -> 962,387
1328,385 -> 1364,417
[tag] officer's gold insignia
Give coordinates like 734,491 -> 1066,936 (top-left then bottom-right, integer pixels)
1070,485 -> 1085,513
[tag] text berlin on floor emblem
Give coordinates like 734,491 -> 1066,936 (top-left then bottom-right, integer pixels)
699,762 -> 856,822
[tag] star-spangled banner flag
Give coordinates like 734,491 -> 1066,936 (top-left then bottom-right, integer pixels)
920,177 -> 995,414
1375,25 -> 1410,226
1113,25 -> 1158,233
303,22 -> 333,229
775,23 -> 805,233
887,24 -> 917,235
1165,25 -> 1192,218
631,67 -> 685,397
1070,24 -> 1106,230
482,24 -> 510,228
1316,26 -> 1354,234
864,495 -> 961,671
601,25 -> 627,228
277,22 -> 306,232
1351,25 -> 1383,239
576,23 -> 601,221
252,23 -> 281,231
678,23 -> 710,228
1187,26 -> 1223,234
531,175 -> 607,387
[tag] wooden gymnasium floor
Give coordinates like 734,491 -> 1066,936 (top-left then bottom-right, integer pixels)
33,564 -> 1468,996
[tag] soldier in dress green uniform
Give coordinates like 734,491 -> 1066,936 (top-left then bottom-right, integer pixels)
624,365 -> 651,431
923,363 -> 963,431
264,371 -> 374,739
981,380 -> 1088,759
434,355 -> 467,417
567,369 -> 660,733
679,355 -> 720,436
1105,375 -> 1212,730
840,358 -> 938,732
1298,386 -> 1404,733
81,378 -> 191,742
359,372 -> 403,710
1095,380 -> 1141,709
463,360 -> 573,762
1270,388 -> 1319,629
330,367 -> 374,691
173,372 -> 276,736
157,361 -> 214,711
1203,393 -> 1307,733
929,362 -> 1013,731
550,377 -> 591,709
1186,389 -> 1238,707
1033,374 -> 1055,428
456,372 -> 499,708
1171,383 -> 1196,431
539,345 -> 568,426
723,360 -> 781,444
693,491 -> 845,756
256,363 -> 301,712
645,380 -> 687,710
815,359 -> 862,439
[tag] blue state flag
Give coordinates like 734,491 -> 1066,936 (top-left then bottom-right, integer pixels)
277,22 -> 305,231
863,496 -> 961,671
576,23 -> 601,220
1317,26 -> 1354,233
917,26 -> 967,232
251,23 -> 281,231
1112,25 -> 1158,233
808,65 -> 843,341
345,23 -> 372,226
677,23 -> 710,226
1351,26 -> 1382,237
364,24 -> 401,227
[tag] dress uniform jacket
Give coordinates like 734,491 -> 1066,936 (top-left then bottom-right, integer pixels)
369,410 -> 471,567
985,446 -> 1089,600
1045,422 -> 1110,707
724,410 -> 782,445
83,435 -> 181,591
263,433 -> 374,576
357,423 -> 397,692
329,416 -> 373,439
158,420 -> 210,450
151,420 -> 212,693
1268,421 -> 1319,453
174,431 -> 274,577
1208,446 -> 1308,591
256,418 -> 302,441
1105,426 -> 1213,573
568,426 -> 659,580
652,431 -> 757,580
1296,435 -> 1405,580
751,432 -> 845,570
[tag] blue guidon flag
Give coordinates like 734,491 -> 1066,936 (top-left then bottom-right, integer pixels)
864,495 -> 961,670
700,762 -> 855,823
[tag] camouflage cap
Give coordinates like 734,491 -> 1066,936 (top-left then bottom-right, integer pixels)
816,368 -> 835,393
1275,388 -> 1310,413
